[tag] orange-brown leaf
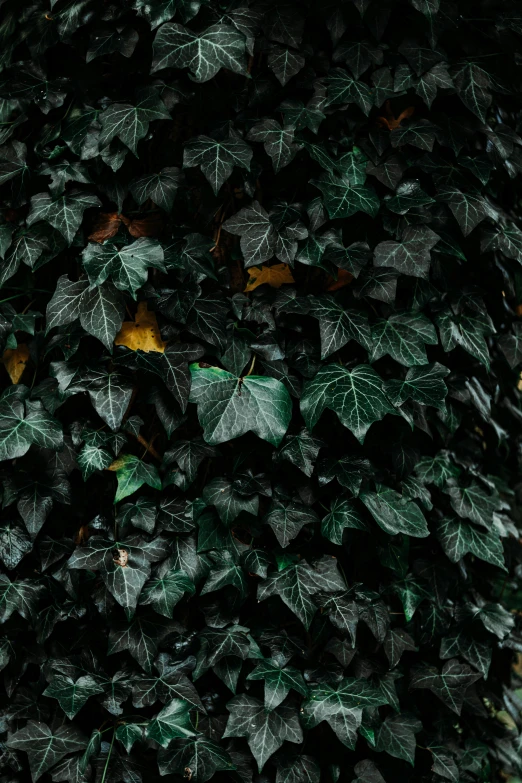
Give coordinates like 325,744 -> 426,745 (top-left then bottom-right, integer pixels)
244,263 -> 295,292
126,213 -> 164,238
376,100 -> 415,131
2,343 -> 30,384
114,302 -> 167,353
88,212 -> 123,243
326,269 -> 354,292
88,211 -> 163,243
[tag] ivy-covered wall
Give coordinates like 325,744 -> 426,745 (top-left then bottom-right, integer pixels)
0,1 -> 522,782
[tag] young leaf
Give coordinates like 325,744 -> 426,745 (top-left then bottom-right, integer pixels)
108,454 -> 162,503
189,364 -> 292,446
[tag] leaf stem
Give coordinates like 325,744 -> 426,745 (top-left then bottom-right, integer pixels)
245,355 -> 256,376
137,433 -> 161,461
100,728 -> 116,783
0,294 -> 28,305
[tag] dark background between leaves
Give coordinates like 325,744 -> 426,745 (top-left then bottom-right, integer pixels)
1,0 -> 522,782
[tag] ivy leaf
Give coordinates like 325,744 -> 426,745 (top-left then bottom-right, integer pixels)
374,227 -> 440,278
453,63 -> 492,122
146,698 -> 196,748
246,661 -> 308,709
201,550 -> 248,598
132,656 -> 204,710
436,307 -> 495,368
462,601 -> 514,640
158,736 -> 236,781
309,295 -> 372,358
118,341 -> 203,410
268,45 -> 305,86
437,517 -> 506,570
375,713 -> 422,765
0,575 -> 44,622
385,180 -> 435,214
274,428 -> 322,477
222,204 -> 275,265
352,760 -> 386,783
334,40 -> 383,79
189,364 -> 292,446
43,675 -> 105,719
354,268 -> 398,304
108,454 -> 162,503
6,721 -> 87,782
300,364 -> 395,443
321,498 -> 367,544
27,190 -> 101,245
0,224 -> 57,287
86,25 -> 139,63
258,557 -> 345,628
223,695 -> 302,771
0,521 -> 32,569
151,23 -> 246,81
264,500 -> 318,547
0,140 -> 29,186
163,437 -> 216,486
276,755 -> 320,783
0,390 -> 63,461
39,160 -> 91,198
371,312 -> 438,366
78,444 -> 113,480
81,283 -> 126,350
223,201 -> 306,268
129,167 -> 180,211
448,482 -> 501,528
438,188 -> 488,236
326,68 -> 373,114
386,363 -> 449,409
46,276 -> 125,351
483,222 -> 522,263
132,0 -> 209,29
103,555 -> 151,616
301,678 -> 389,748
391,119 -> 436,151
360,485 -> 429,538
498,324 -> 522,368
82,238 -> 165,298
441,631 -> 491,678
99,88 -> 170,155
84,368 -> 134,431
315,591 -> 359,643
384,629 -> 417,668
184,130 -> 252,194
311,172 -> 380,220
248,120 -> 302,173
108,616 -> 161,672
203,477 -> 259,524
410,659 -> 481,714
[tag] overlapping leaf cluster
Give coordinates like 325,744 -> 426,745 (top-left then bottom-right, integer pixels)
0,0 -> 522,781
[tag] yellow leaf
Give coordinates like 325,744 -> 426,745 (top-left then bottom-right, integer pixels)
244,263 -> 295,292
2,343 -> 30,384
108,457 -> 126,471
114,302 -> 167,353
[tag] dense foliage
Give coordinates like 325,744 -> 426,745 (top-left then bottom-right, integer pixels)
1,0 -> 522,781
